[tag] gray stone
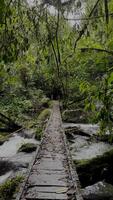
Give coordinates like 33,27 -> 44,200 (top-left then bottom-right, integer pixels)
82,181 -> 113,200
62,109 -> 88,123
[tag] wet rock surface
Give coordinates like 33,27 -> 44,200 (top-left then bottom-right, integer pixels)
82,181 -> 113,200
62,110 -> 89,123
63,123 -> 99,136
0,160 -> 15,176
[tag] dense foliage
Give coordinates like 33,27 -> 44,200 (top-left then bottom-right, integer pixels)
0,0 -> 113,139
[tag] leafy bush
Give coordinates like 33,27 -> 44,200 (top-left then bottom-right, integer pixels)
34,108 -> 51,140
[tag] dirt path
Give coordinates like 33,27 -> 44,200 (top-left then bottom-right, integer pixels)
16,101 -> 83,200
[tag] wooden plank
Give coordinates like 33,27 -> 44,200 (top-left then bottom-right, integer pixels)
27,173 -> 68,187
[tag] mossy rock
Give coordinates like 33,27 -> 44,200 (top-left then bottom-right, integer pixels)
82,181 -> 113,200
74,148 -> 113,187
18,143 -> 37,153
0,176 -> 23,200
0,135 -> 9,145
37,108 -> 51,122
62,109 -> 89,123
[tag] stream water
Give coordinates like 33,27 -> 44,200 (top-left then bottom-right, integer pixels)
64,123 -> 113,200
0,134 -> 38,157
0,171 -> 13,184
64,123 -> 113,160
0,133 -> 39,184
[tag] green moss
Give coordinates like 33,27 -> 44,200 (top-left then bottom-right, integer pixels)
75,149 -> 113,168
32,108 -> 51,141
18,143 -> 37,153
0,176 -> 23,200
48,100 -> 54,108
40,97 -> 50,107
37,108 -> 51,122
74,159 -> 90,167
74,149 -> 113,187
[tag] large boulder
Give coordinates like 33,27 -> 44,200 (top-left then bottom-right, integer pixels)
62,109 -> 89,123
74,149 -> 113,188
82,181 -> 113,200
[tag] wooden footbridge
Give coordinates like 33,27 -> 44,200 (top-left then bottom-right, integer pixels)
16,101 -> 83,200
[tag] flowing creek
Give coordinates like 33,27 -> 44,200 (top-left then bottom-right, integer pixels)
64,123 -> 113,200
0,134 -> 38,157
0,132 -> 40,184
63,123 -> 113,160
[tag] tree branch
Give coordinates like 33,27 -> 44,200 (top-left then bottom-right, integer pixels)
74,0 -> 101,50
79,47 -> 113,55
56,8 -> 61,65
45,12 -> 60,77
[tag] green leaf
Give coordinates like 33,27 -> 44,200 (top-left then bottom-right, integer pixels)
108,72 -> 113,84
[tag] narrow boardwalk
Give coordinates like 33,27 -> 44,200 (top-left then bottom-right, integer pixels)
17,101 -> 83,200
